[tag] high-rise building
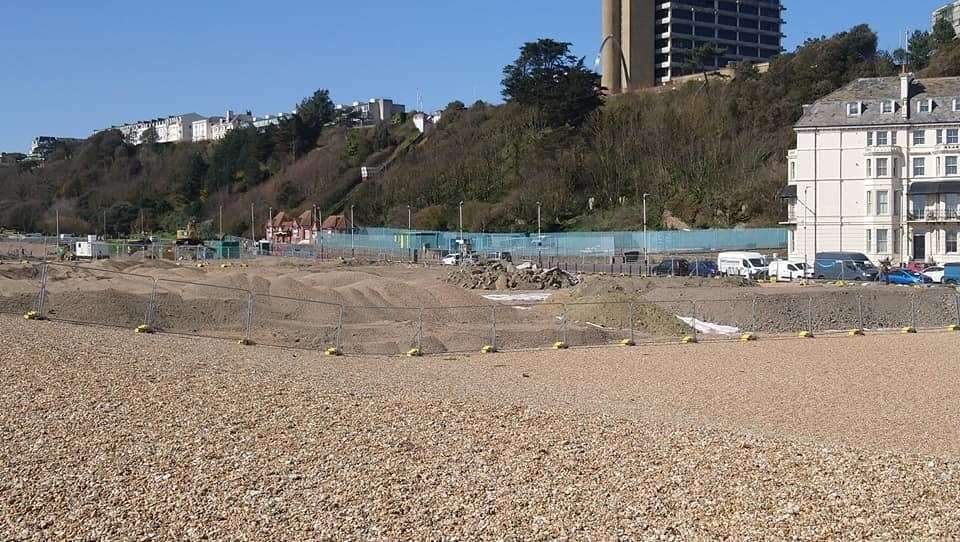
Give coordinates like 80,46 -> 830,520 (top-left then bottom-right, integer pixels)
601,0 -> 785,91
933,1 -> 960,35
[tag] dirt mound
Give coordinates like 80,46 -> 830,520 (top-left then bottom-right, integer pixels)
446,262 -> 580,291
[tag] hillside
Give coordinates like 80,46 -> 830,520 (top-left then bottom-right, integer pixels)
3,24 -> 957,237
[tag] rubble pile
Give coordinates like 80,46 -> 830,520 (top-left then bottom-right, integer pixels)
445,261 -> 580,290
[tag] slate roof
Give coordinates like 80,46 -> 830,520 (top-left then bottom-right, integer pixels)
795,76 -> 960,128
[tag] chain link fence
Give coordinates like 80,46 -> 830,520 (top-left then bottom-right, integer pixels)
5,262 -> 960,355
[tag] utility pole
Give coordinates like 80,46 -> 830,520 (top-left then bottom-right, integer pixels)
536,201 -> 542,265
55,209 -> 60,240
643,193 -> 650,273
407,205 -> 412,230
219,204 -> 223,239
458,201 -> 464,253
250,203 -> 255,242
350,205 -> 356,253
102,210 -> 106,240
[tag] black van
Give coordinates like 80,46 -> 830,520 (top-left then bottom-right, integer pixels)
813,252 -> 879,280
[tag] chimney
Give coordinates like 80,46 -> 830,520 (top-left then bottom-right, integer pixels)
901,73 -> 913,119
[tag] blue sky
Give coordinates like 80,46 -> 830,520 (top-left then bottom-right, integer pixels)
0,0 -> 949,152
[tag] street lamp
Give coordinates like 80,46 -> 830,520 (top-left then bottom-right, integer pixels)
458,201 -> 464,254
536,201 -> 542,265
642,193 -> 650,273
407,205 -> 412,231
350,204 -> 355,254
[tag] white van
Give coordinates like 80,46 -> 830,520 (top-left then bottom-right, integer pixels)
717,252 -> 768,279
769,259 -> 810,281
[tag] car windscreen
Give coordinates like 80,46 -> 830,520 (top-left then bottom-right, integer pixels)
748,258 -> 765,267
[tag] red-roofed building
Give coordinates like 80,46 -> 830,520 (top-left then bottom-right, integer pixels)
266,210 -> 318,245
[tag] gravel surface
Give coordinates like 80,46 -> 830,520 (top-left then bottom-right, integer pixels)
3,315 -> 960,539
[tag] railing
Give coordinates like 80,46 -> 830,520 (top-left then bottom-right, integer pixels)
908,210 -> 960,221
5,262 -> 960,356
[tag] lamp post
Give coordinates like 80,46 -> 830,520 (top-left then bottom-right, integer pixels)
407,205 -> 412,231
219,204 -> 223,239
350,204 -> 355,254
536,201 -> 542,265
268,206 -> 273,244
642,193 -> 650,274
458,201 -> 464,254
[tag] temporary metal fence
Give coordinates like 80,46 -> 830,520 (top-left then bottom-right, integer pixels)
7,262 -> 960,355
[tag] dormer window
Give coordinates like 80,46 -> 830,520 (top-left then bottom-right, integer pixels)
880,100 -> 895,114
918,99 -> 932,113
846,102 -> 863,116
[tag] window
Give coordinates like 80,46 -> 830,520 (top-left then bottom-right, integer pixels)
918,99 -> 932,113
954,99 -> 960,112
847,102 -> 862,116
877,191 -> 889,215
948,156 -> 958,175
881,100 -> 894,114
913,130 -> 926,145
866,229 -> 872,252
789,161 -> 796,180
949,129 -> 959,144
876,131 -> 889,145
866,159 -> 872,177
949,232 -> 959,254
876,229 -> 888,253
938,130 -> 944,144
892,131 -> 898,145
866,190 -> 872,214
911,194 -> 926,218
867,131 -> 874,146
876,157 -> 889,177
948,193 -> 960,218
913,157 -> 926,176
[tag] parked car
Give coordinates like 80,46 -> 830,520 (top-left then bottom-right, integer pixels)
813,252 -> 879,280
688,260 -> 718,277
441,253 -> 461,266
769,259 -> 811,281
943,263 -> 960,285
881,269 -> 932,286
905,261 -> 928,273
717,252 -> 769,279
923,265 -> 945,284
651,258 -> 690,276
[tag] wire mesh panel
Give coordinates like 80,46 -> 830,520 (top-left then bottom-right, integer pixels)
639,298 -> 698,343
488,303 -> 568,350
914,289 -> 958,329
40,263 -> 154,329
418,305 -> 498,354
0,262 -> 43,316
860,290 -> 914,331
250,293 -> 341,350
341,306 -> 420,356
153,279 -> 248,340
693,297 -> 753,339
563,302 -> 634,347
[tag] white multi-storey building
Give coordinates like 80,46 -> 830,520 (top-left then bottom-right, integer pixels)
192,110 -> 255,142
99,113 -> 204,145
784,74 -> 960,266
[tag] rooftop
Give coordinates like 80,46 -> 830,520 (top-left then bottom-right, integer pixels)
796,76 -> 960,128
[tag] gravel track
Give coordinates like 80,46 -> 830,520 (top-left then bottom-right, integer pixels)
2,315 -> 960,539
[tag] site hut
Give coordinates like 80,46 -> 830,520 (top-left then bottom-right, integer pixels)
783,74 -> 960,267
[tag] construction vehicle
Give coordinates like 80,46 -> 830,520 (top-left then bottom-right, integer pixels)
176,220 -> 202,246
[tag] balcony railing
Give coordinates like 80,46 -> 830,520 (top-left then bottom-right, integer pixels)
907,210 -> 960,221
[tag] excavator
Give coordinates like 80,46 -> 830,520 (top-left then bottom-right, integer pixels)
175,220 -> 202,246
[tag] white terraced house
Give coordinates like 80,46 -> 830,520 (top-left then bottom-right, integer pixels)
783,74 -> 960,266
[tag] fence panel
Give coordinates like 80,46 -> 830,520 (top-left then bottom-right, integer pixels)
39,263 -> 154,329
914,289 -> 958,330
250,293 -> 341,350
563,302 -> 634,347
419,305 -> 497,354
0,263 -> 43,316
859,290 -> 914,331
152,279 -> 249,341
636,298 -> 698,343
341,306 -> 421,355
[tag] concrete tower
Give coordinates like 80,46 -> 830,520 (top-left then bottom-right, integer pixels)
601,0 -> 623,93
600,0 -> 655,93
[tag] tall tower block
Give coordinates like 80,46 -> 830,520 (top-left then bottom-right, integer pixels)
620,0 -> 655,90
601,0 -> 623,94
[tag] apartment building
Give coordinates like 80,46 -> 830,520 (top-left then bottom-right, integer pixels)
783,75 -> 960,266
336,98 -> 406,126
601,0 -> 784,91
933,1 -> 960,35
192,111 -> 255,142
98,113 -> 205,145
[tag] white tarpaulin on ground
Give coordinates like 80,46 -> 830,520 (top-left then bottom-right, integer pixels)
677,316 -> 740,336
